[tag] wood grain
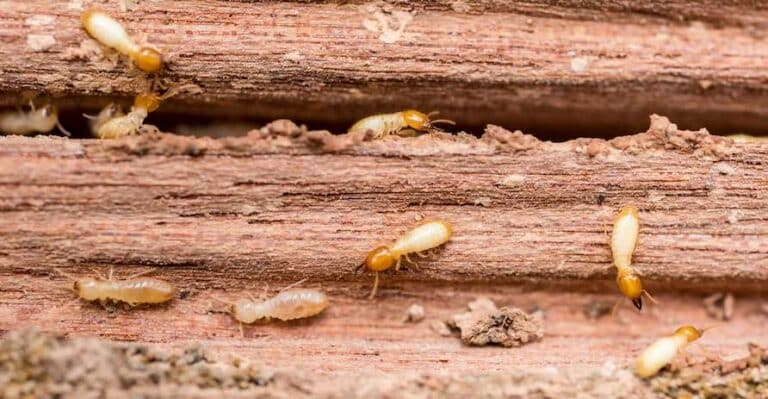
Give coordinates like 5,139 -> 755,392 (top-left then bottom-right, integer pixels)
0,117 -> 766,378
1,1 -> 767,136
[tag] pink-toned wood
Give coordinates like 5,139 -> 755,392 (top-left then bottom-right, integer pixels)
1,1 -> 767,135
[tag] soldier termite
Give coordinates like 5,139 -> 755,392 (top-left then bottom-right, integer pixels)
81,9 -> 163,72
348,110 -> 455,138
359,220 -> 453,299
611,205 -> 655,310
54,266 -> 175,307
635,325 -> 711,378
0,104 -> 70,136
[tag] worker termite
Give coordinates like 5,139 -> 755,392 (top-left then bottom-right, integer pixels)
348,110 -> 455,138
728,134 -> 768,144
635,325 -> 710,378
54,267 -> 175,307
83,103 -> 124,136
0,104 -> 70,136
81,8 -> 163,72
359,220 -> 453,299
611,205 -> 655,310
212,281 -> 329,334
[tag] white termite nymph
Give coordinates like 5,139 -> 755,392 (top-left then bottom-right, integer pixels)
635,325 -> 706,378
360,219 -> 453,299
0,104 -> 70,136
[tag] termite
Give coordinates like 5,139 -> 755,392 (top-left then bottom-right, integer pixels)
93,84 -> 200,139
635,325 -> 708,378
728,134 -> 768,144
55,267 -> 175,306
359,220 -> 453,299
611,205 -> 654,310
81,8 -> 163,73
0,104 -> 70,136
83,103 -> 124,136
348,110 -> 455,138
212,282 -> 329,333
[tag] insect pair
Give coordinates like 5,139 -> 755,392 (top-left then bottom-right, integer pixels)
348,110 -> 455,138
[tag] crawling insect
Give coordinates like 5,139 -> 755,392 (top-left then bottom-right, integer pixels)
55,267 -> 175,306
635,325 -> 708,378
212,282 -> 329,336
360,220 -> 453,299
81,8 -> 163,72
728,134 -> 768,144
0,104 -> 70,136
83,103 -> 124,136
348,110 -> 455,138
94,92 -> 160,139
611,205 -> 654,310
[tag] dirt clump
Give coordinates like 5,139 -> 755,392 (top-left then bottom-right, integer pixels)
403,303 -> 425,323
481,125 -> 542,152
447,297 -> 543,347
649,344 -> 768,398
0,329 -> 307,399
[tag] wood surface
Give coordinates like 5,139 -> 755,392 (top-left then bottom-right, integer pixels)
1,1 -> 767,136
1,116 -> 766,383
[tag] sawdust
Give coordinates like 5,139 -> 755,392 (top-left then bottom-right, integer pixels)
649,344 -> 768,398
610,114 -> 733,159
26,34 -> 56,52
362,3 -> 414,44
90,115 -> 740,161
447,297 -> 544,347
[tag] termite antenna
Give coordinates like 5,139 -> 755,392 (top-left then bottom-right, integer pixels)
159,83 -> 203,101
209,294 -> 236,307
56,120 -> 72,137
279,278 -> 308,292
427,110 -> 440,118
430,119 -> 456,126
82,112 -> 99,120
52,267 -> 79,282
125,267 -> 158,280
643,290 -> 659,305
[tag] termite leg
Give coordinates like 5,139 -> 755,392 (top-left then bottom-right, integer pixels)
415,251 -> 429,259
52,267 -> 79,282
368,272 -> 380,299
279,278 -> 308,292
398,129 -> 418,137
238,322 -> 245,338
55,120 -> 72,137
88,267 -> 107,280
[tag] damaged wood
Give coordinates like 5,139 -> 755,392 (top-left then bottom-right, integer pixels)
1,1 -> 767,135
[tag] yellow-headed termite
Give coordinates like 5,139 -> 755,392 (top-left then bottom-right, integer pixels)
359,220 -> 453,299
0,104 -> 70,136
611,205 -> 655,310
54,267 -> 175,306
635,325 -> 710,378
348,110 -> 455,138
81,8 -> 163,73
728,134 -> 768,144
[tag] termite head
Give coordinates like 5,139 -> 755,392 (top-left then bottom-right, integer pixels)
675,325 -> 703,342
72,277 -> 99,300
617,273 -> 643,310
402,110 -> 455,132
364,246 -> 396,272
134,47 -> 163,73
133,93 -> 162,112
